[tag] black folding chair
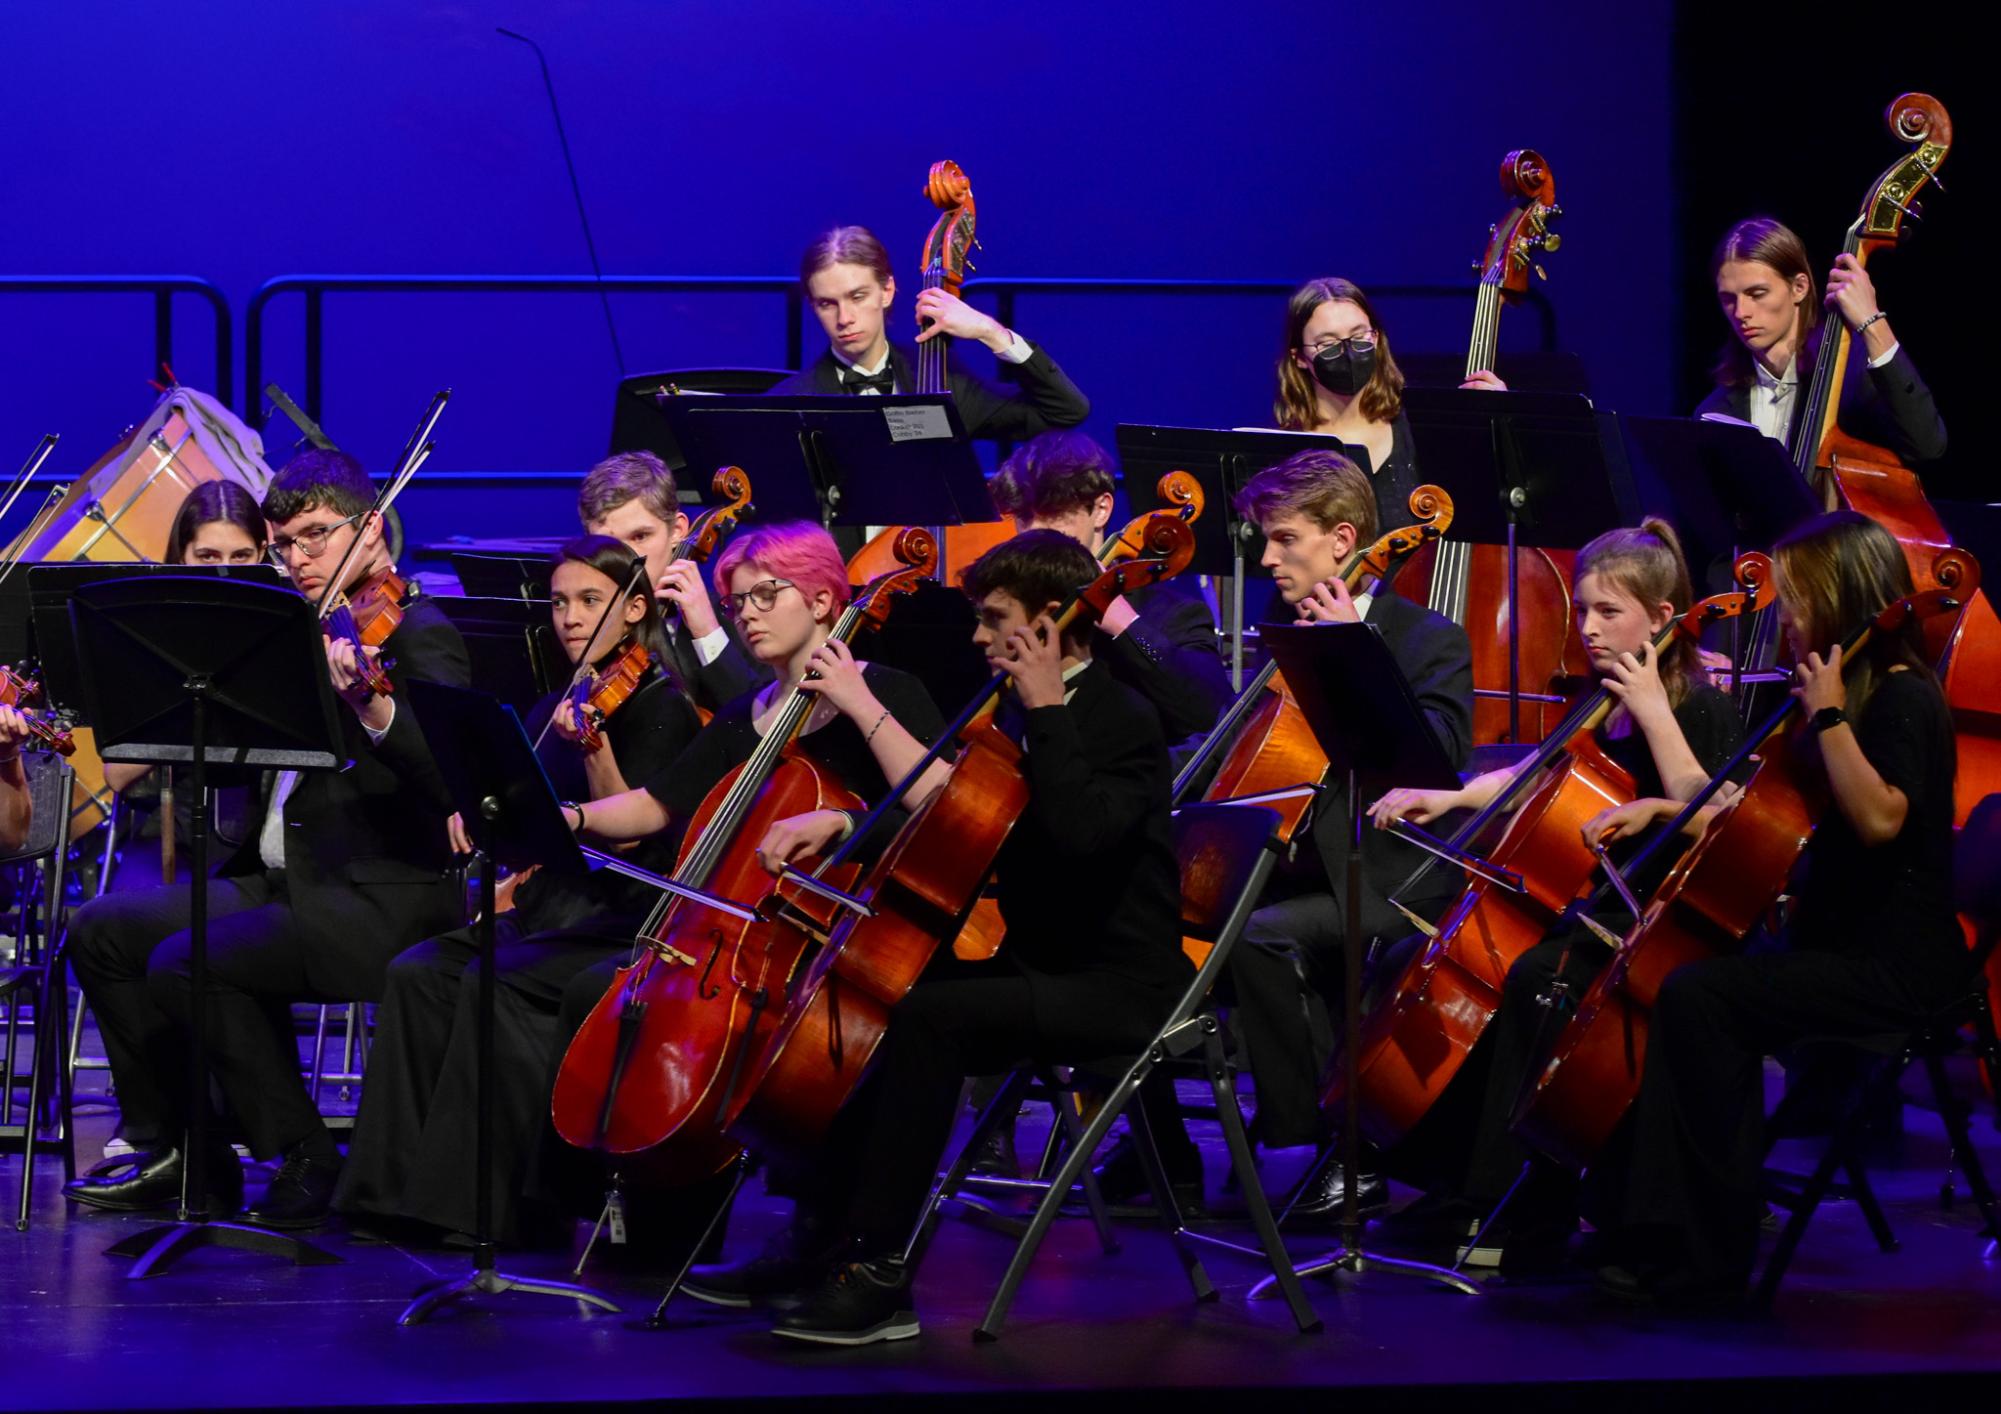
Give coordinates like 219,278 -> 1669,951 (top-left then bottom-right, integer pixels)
0,751 -> 81,1229
906,801 -> 1322,1340
1754,792 -> 2001,1305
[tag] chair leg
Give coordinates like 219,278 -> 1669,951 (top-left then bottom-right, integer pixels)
1049,1074 -> 1117,1256
901,1071 -> 1029,1266
1123,1073 -> 1215,1302
3,984 -> 19,1130
1925,1051 -> 2001,1242
307,1004 -> 330,1105
1756,1056 -> 1899,1306
18,965 -> 49,1232
1841,1156 -> 1899,1253
1206,1025 -> 1320,1333
51,951 -> 75,1183
974,1066 -> 1146,1343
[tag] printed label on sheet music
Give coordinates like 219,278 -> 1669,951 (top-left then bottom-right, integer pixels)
883,405 -> 953,442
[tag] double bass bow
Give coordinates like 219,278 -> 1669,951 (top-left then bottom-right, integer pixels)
1515,547 -> 1980,1168
1172,483 -> 1455,844
550,531 -> 938,1183
846,161 -> 1015,584
1334,554 -> 1773,1144
1393,150 -> 1586,746
724,516 -> 1201,1154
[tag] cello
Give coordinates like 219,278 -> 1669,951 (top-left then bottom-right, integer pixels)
1172,483 -> 1455,845
1394,150 -> 1587,746
724,517 -> 1200,1153
1515,548 -> 1979,1168
846,160 -> 1015,584
549,531 -> 938,1183
1335,555 -> 1773,1144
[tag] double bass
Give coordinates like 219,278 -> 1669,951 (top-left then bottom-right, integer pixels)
1516,548 -> 1979,1168
1393,150 -> 1587,746
1336,556 -> 1772,1143
724,517 -> 1200,1153
847,161 -> 1015,583
1172,483 -> 1455,846
550,532 -> 937,1183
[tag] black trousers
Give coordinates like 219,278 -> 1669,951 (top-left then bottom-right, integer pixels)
66,871 -> 391,1160
1613,948 -> 1945,1287
805,953 -> 1178,1257
1227,892 -> 1345,1148
333,917 -> 623,1241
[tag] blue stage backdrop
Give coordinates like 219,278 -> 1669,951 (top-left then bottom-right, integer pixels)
1,0 -> 1674,549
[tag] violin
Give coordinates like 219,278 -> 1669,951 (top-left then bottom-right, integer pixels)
551,530 -> 939,1184
312,390 -> 448,698
1172,484 -> 1455,845
1517,547 -> 1979,1168
568,639 -> 653,755
1392,150 -> 1587,746
1335,553 -> 1773,1144
0,665 -> 77,757
846,161 -> 1016,584
724,516 -> 1201,1155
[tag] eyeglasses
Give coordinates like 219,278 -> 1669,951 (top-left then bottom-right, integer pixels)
1302,331 -> 1378,357
269,512 -> 363,561
721,578 -> 796,618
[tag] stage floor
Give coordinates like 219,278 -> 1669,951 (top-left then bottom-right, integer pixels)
7,1058 -> 2001,1412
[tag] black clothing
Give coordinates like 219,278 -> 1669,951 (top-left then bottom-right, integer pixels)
1367,413 -> 1423,537
334,664 -> 704,1240
1098,578 -> 1229,752
659,591 -> 767,716
68,598 -> 470,1160
774,341 -> 1090,443
1614,670 -> 1963,1289
1693,341 -> 1948,467
804,661 -> 1190,1255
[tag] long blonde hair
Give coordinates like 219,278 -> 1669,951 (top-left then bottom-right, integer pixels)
1772,511 -> 1934,722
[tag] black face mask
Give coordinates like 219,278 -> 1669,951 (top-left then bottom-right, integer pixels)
1312,344 -> 1376,396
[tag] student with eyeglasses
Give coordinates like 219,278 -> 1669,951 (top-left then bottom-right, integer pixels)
1272,277 -> 1505,533
62,450 -> 471,1229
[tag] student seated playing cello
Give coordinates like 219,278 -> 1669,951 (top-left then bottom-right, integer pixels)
1366,518 -> 1748,1269
679,529 -> 1190,1345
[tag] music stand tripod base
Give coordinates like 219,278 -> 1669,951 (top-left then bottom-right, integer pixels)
400,1248 -> 622,1325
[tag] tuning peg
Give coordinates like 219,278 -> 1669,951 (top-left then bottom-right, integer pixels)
1927,173 -> 1947,195
1471,258 -> 1484,274
1539,233 -> 1562,252
1547,204 -> 1563,218
1534,264 -> 1548,281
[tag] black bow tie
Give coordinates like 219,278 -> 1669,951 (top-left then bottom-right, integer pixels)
839,366 -> 895,396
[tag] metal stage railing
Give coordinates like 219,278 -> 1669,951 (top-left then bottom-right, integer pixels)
0,275 -> 235,410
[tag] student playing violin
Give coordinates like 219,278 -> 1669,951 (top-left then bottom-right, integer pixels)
683,529 -> 1189,1345
335,535 -> 703,1246
1595,512 -> 1962,1306
61,450 -> 470,1229
1368,519 -> 1747,1268
0,706 -> 33,852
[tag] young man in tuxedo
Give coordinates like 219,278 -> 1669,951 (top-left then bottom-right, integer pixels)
685,529 -> 1190,1345
579,450 -> 764,712
989,430 -> 1230,752
772,226 -> 1089,440
62,450 -> 471,1227
1108,448 -> 1473,1220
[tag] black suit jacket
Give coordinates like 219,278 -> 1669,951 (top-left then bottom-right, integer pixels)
1295,589 -> 1475,942
658,594 -> 766,715
994,662 -> 1191,1026
1693,343 -> 1947,466
774,340 -> 1090,441
1096,578 -> 1230,750
219,593 -> 472,999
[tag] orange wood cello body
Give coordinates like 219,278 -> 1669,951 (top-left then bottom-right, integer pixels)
1517,554 -> 1977,1166
1337,562 -> 1772,1143
725,520 -> 1199,1154
1192,485 -> 1455,845
549,534 -> 936,1184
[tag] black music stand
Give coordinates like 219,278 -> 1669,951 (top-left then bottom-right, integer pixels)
1249,621 -> 1480,1297
1116,425 -> 1373,689
63,574 -> 346,1278
397,678 -> 619,1324
656,394 -> 986,531
1611,413 -> 1818,700
1398,388 -> 1632,743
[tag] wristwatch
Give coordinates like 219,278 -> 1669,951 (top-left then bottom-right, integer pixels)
1808,706 -> 1848,735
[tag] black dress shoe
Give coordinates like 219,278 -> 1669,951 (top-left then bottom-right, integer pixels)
245,1151 -> 342,1229
64,1146 -> 243,1215
1283,1156 -> 1390,1223
770,1258 -> 920,1346
1094,1134 -> 1204,1217
683,1227 -> 834,1309
967,1121 -> 1020,1179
